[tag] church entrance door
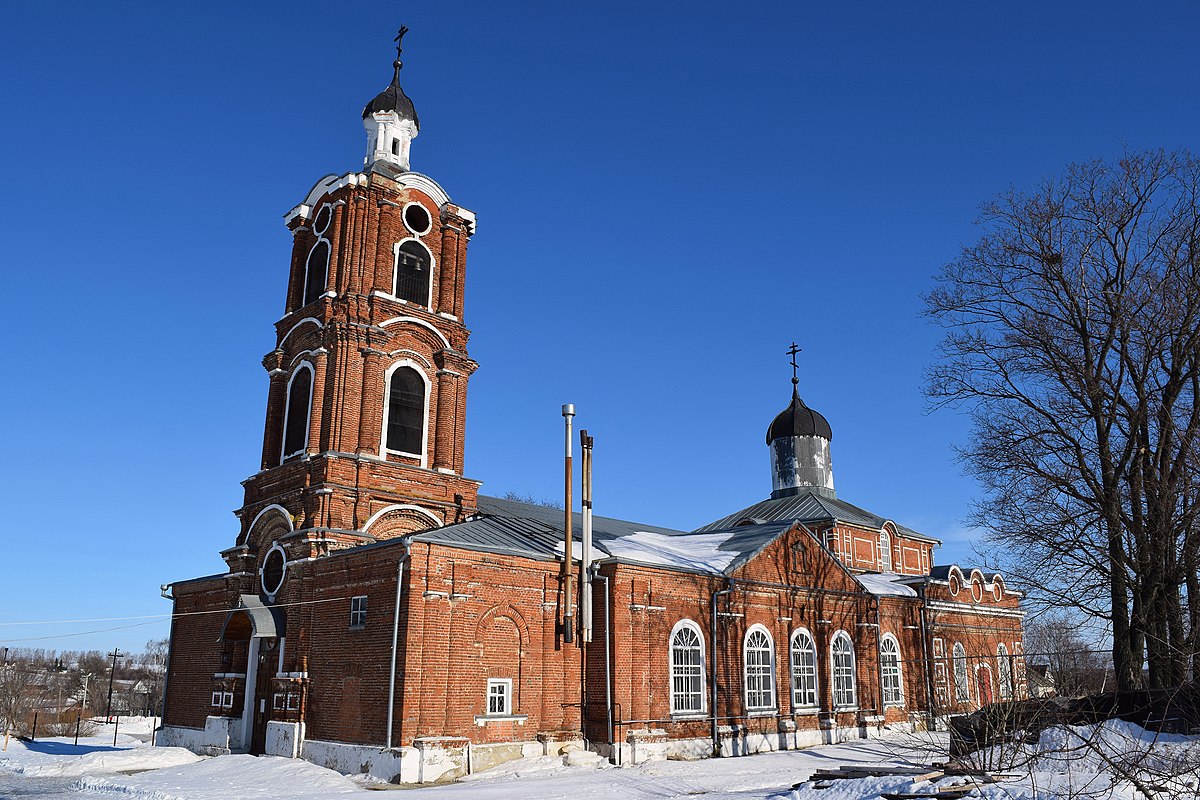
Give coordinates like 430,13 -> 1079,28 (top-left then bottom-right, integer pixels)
249,638 -> 277,755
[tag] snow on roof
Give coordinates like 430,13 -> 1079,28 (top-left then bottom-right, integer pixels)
855,572 -> 918,598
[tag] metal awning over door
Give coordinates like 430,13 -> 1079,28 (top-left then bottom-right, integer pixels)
218,594 -> 286,641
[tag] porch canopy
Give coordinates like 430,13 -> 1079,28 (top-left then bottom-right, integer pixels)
218,594 -> 286,641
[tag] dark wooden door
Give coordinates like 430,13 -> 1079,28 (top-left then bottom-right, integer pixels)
250,639 -> 276,755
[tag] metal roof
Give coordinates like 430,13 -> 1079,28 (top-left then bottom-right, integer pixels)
693,489 -> 940,544
409,495 -> 795,576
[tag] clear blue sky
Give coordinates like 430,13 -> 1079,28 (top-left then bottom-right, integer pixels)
2,2 -> 1198,654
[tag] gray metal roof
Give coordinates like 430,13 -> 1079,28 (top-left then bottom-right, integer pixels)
409,495 -> 794,576
694,489 -> 940,544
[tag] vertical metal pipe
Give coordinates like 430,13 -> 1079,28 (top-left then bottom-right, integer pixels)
562,404 -> 575,643
386,542 -> 411,749
596,570 -> 613,762
710,580 -> 736,755
581,431 -> 594,643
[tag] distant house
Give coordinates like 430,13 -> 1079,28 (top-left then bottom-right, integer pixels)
1026,664 -> 1056,698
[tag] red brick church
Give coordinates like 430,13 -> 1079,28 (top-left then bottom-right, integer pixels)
159,30 -> 1028,783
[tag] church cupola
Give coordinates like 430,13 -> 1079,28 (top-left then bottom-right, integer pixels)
767,345 -> 835,499
363,26 -> 420,173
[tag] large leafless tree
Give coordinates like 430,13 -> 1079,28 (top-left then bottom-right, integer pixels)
925,149 -> 1200,691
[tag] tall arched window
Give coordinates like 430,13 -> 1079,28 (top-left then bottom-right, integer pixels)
393,241 -> 431,306
953,642 -> 970,702
996,643 -> 1013,700
830,631 -> 857,709
303,240 -> 329,306
880,634 -> 904,706
281,364 -> 313,461
790,629 -> 818,708
743,626 -> 776,711
879,529 -> 892,572
384,365 -> 426,456
669,621 -> 705,714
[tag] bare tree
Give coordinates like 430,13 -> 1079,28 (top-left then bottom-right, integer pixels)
925,148 -> 1200,690
1023,614 -> 1110,697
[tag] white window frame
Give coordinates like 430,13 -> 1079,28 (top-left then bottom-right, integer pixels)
380,359 -> 431,466
669,620 -> 706,715
391,237 -> 436,309
301,203 -> 334,308
349,595 -> 368,628
486,678 -> 512,716
879,529 -> 892,572
743,624 -> 777,713
996,643 -> 1013,700
880,633 -> 904,707
280,361 -> 315,463
790,628 -> 818,709
830,630 -> 857,710
953,642 -> 970,702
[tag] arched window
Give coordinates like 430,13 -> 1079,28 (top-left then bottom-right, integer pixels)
830,631 -> 857,709
384,365 -> 426,456
394,241 -> 431,306
996,643 -> 1013,700
879,529 -> 892,572
281,364 -> 313,461
790,629 -> 818,708
953,642 -> 970,702
880,634 -> 904,706
743,626 -> 776,711
669,621 -> 705,714
303,240 -> 329,307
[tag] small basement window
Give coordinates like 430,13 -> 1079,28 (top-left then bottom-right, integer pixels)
350,595 -> 367,628
487,678 -> 512,715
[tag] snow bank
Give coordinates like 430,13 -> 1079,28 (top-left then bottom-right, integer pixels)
0,734 -> 200,778
76,754 -> 364,800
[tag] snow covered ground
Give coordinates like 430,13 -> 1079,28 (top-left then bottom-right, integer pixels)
0,721 -> 1195,800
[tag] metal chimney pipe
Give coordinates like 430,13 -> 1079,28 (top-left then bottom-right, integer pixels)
581,430 -> 594,643
562,404 -> 575,644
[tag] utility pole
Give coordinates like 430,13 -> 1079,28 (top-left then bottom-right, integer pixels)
105,649 -> 123,720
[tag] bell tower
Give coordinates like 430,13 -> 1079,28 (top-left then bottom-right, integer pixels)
223,28 -> 481,575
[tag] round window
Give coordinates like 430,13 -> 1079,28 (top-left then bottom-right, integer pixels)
313,204 -> 333,235
403,202 -> 431,235
261,546 -> 287,597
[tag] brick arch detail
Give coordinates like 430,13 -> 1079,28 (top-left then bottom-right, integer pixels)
363,504 -> 441,540
240,503 -> 293,549
474,604 -> 529,651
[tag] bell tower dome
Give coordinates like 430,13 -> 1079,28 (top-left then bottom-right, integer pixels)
363,25 -> 419,172
766,345 -> 835,499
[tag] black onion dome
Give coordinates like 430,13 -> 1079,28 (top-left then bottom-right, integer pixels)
766,389 -> 833,443
363,66 -> 419,128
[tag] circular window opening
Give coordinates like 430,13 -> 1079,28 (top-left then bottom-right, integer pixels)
949,575 -> 960,596
403,203 -> 431,235
971,579 -> 984,603
313,205 -> 333,235
992,581 -> 1004,602
261,547 -> 286,597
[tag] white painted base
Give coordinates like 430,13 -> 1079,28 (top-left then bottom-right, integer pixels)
264,720 -> 305,758
156,717 -> 243,756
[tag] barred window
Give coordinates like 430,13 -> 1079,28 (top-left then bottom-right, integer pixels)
281,364 -> 313,461
670,622 -> 705,714
790,629 -> 818,708
997,643 -> 1013,700
953,642 -> 971,702
831,631 -> 857,709
384,366 -> 425,455
486,679 -> 511,715
880,634 -> 904,706
744,626 -> 776,712
349,595 -> 367,628
394,241 -> 431,306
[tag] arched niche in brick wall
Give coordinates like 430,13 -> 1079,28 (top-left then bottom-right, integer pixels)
240,504 -> 294,550
363,504 -> 440,539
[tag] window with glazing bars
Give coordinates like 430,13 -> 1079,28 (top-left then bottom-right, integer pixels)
831,632 -> 857,708
880,635 -> 903,705
790,630 -> 818,707
349,595 -> 367,628
670,625 -> 704,713
744,629 -> 775,711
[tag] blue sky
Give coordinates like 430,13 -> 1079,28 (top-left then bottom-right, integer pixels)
2,2 -> 1198,654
